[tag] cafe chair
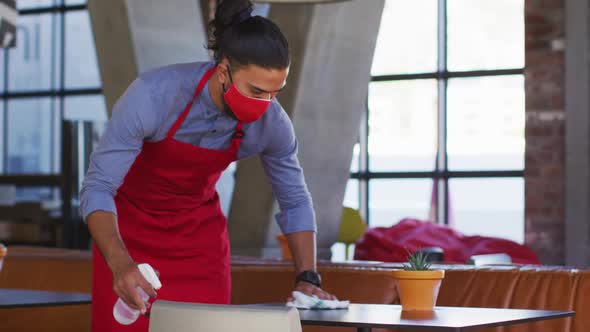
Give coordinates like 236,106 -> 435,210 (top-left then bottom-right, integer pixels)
148,300 -> 302,332
337,207 -> 367,260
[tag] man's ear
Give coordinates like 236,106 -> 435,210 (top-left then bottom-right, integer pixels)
217,59 -> 231,85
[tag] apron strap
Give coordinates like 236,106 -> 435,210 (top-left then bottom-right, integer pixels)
230,122 -> 245,154
166,66 -> 218,139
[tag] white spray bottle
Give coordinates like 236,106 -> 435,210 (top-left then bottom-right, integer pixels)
113,263 -> 162,325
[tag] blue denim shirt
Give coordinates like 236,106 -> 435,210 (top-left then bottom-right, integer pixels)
80,61 -> 316,234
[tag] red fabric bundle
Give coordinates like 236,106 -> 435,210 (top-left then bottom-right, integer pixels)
353,218 -> 540,264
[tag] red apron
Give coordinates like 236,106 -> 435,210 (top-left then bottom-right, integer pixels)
91,67 -> 243,332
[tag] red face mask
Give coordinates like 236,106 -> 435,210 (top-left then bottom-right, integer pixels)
222,67 -> 272,123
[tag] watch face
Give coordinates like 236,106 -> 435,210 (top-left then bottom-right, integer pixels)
308,271 -> 320,283
298,271 -> 321,286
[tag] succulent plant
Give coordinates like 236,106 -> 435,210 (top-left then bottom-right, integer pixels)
403,249 -> 432,271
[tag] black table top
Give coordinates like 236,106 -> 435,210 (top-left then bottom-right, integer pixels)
0,288 -> 92,309
256,303 -> 574,331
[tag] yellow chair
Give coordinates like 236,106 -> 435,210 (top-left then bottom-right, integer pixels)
337,207 -> 367,260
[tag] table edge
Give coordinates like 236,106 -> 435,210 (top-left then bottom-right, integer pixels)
299,310 -> 575,330
0,300 -> 92,309
0,288 -> 92,309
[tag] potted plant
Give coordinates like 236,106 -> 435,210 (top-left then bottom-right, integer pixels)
391,249 -> 445,311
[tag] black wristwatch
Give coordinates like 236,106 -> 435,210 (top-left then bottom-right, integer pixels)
295,270 -> 321,288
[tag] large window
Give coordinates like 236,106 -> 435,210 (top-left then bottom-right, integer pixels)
6,1 -> 248,219
2,1 -> 104,201
346,0 -> 525,243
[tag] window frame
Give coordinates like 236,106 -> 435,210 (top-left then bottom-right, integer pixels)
350,0 -> 525,227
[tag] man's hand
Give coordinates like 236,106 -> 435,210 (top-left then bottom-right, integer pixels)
112,260 -> 157,314
287,281 -> 338,302
87,211 -> 158,313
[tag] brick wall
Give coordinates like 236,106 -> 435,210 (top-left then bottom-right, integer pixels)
524,0 -> 566,264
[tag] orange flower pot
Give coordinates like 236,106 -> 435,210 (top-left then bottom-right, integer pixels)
0,243 -> 6,274
401,310 -> 437,320
391,270 -> 445,311
276,234 -> 292,260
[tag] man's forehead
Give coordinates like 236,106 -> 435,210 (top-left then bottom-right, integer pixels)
238,65 -> 289,90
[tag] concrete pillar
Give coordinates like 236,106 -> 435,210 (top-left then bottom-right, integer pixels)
228,0 -> 384,258
565,0 -> 590,266
227,4 -> 313,258
87,0 -> 210,113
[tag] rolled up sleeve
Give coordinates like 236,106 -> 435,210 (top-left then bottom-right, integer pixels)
260,109 -> 316,234
79,77 -> 159,221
